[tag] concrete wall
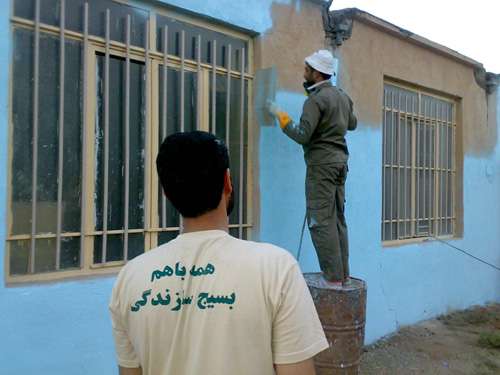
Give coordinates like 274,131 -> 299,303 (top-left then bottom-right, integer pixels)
1,1 -> 498,374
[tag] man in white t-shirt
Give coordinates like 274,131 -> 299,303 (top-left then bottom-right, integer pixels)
109,131 -> 329,375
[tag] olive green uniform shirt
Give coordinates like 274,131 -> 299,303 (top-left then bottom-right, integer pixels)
283,81 -> 357,165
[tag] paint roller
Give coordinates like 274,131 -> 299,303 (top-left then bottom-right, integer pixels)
252,67 -> 307,262
253,66 -> 278,127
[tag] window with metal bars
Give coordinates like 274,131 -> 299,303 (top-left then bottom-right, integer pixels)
382,83 -> 456,243
7,0 -> 253,282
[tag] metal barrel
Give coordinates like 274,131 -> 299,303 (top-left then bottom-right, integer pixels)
305,273 -> 367,375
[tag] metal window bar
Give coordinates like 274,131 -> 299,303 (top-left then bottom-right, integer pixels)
80,1 -> 89,268
382,89 -> 387,241
444,104 -> 451,234
452,111 -> 456,234
404,94 -> 409,238
443,106 -> 450,234
400,95 -> 404,238
438,103 -> 442,233
446,105 -> 450,232
423,98 -> 427,235
410,97 -> 417,238
144,20 -> 151,240
412,97 -> 416,231
161,26 -> 168,228
432,101 -> 437,228
443,105 -> 449,234
225,45 -> 232,148
444,105 -> 449,234
55,0 -> 66,270
432,101 -> 438,236
441,103 -> 445,234
178,29 -> 185,233
196,34 -> 201,131
447,107 -> 452,232
442,103 -> 446,234
447,106 -> 451,232
451,106 -> 457,233
416,94 -> 420,235
390,91 -> 395,239
180,30 -> 185,132
211,39 -> 216,134
238,48 -> 245,239
123,14 -> 131,261
101,9 -> 111,263
30,0 -> 41,273
413,95 -> 417,236
396,93 -> 401,240
436,101 -> 440,235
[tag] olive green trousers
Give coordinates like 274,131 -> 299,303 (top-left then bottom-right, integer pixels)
306,163 -> 349,281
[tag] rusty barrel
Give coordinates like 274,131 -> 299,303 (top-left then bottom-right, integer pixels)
305,273 -> 367,375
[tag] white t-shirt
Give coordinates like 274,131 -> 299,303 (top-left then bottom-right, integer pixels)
109,230 -> 328,375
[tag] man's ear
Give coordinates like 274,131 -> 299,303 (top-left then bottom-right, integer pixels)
224,169 -> 233,195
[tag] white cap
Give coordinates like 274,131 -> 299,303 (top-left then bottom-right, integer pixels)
305,50 -> 335,76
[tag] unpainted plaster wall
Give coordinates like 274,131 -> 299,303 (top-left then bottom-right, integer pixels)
254,0 -> 326,92
336,20 -> 495,157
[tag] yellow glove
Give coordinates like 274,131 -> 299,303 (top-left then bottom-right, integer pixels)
276,111 -> 291,129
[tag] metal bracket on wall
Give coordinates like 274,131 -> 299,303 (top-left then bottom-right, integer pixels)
474,68 -> 500,95
322,3 -> 355,49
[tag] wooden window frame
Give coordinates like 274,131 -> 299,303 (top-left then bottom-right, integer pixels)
382,80 -> 457,247
6,0 -> 255,284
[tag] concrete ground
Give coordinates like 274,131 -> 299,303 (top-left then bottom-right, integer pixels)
359,304 -> 500,375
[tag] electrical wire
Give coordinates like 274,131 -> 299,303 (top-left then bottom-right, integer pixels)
295,219 -> 500,273
296,213 -> 307,262
431,236 -> 500,272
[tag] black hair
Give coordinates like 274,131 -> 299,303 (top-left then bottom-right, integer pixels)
156,131 -> 229,218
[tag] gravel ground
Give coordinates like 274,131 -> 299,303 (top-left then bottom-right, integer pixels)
359,304 -> 500,375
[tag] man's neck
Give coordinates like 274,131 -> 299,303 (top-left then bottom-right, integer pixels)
181,206 -> 229,234
307,79 -> 330,91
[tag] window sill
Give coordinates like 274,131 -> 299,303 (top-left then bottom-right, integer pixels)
382,235 -> 456,248
4,266 -> 121,288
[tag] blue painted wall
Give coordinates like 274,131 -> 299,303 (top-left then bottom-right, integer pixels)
262,88 -> 500,343
261,87 -> 500,343
1,0 -> 499,374
0,1 -> 299,374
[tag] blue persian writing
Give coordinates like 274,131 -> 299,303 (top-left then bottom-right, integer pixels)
131,290 -> 236,312
151,262 -> 215,282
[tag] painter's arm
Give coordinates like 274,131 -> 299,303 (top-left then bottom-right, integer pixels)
119,366 -> 142,375
282,98 -> 321,145
347,97 -> 357,131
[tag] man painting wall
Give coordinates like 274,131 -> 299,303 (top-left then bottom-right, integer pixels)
271,50 -> 357,286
